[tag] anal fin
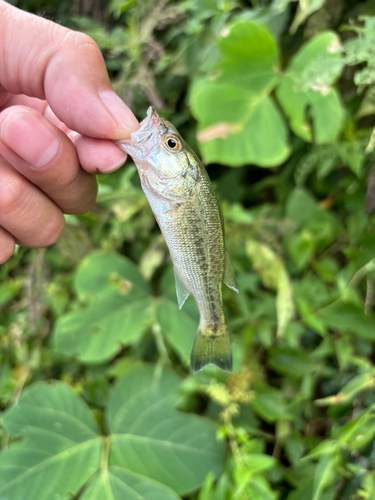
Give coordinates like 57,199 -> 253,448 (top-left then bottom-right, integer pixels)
224,249 -> 239,294
174,269 -> 190,309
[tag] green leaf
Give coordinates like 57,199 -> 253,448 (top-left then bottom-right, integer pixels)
286,188 -> 320,227
290,0 -> 327,34
0,382 -> 102,500
75,251 -> 151,299
315,372 -> 375,406
243,454 -> 276,474
190,21 -> 290,167
244,476 -> 278,500
157,267 -> 199,365
269,347 -> 315,378
0,367 -> 224,500
251,384 -> 293,422
336,409 -> 375,451
246,239 -> 294,337
337,141 -> 364,177
81,466 -> 181,500
312,454 -> 336,500
276,32 -> 344,143
287,230 -> 316,269
109,0 -> 137,18
52,252 -> 153,362
318,302 -> 375,341
344,16 -> 375,92
108,365 -> 226,495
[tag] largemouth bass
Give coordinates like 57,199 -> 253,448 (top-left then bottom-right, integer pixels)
116,107 -> 238,373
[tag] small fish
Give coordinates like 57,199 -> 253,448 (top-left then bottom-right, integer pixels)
116,107 -> 238,373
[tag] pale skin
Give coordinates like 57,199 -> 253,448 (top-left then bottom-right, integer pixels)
0,1 -> 140,264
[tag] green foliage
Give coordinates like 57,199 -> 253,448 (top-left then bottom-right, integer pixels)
52,252 -> 154,362
0,366 -> 225,499
190,21 -> 290,167
2,0 -> 375,499
344,16 -> 375,92
276,32 -> 343,143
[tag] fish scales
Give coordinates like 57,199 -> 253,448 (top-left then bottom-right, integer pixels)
161,174 -> 225,329
116,106 -> 238,373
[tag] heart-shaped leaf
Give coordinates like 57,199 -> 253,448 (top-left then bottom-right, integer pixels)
190,21 -> 290,167
108,365 -> 226,495
52,252 -> 153,363
81,466 -> 181,500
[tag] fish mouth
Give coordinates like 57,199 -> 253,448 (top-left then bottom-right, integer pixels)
133,106 -> 161,143
116,106 -> 165,158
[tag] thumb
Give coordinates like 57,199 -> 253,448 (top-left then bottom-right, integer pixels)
0,1 -> 139,139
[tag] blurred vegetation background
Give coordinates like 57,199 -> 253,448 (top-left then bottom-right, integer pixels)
2,0 -> 375,499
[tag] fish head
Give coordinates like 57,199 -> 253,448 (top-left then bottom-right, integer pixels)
116,106 -> 195,181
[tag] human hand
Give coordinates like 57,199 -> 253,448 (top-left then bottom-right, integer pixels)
0,1 -> 139,264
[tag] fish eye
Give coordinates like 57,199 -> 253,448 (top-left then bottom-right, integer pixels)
164,135 -> 181,152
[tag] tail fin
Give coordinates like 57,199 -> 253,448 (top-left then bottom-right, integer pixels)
190,327 -> 232,373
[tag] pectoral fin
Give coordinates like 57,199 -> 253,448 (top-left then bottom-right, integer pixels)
223,249 -> 238,294
174,269 -> 190,309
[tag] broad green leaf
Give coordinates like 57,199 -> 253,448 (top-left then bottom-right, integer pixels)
0,382 -> 101,500
286,188 -> 320,227
251,384 -> 293,422
52,252 -> 153,362
318,302 -> 375,341
245,476 -> 278,500
276,32 -> 344,143
243,454 -> 276,474
81,466 -> 181,500
190,21 -> 290,167
269,347 -> 315,378
52,291 -> 152,362
216,21 -> 279,91
246,239 -> 294,337
75,251 -> 151,299
108,365 -> 226,495
157,267 -> 199,365
157,298 -> 197,364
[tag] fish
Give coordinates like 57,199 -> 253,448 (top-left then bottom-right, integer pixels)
116,106 -> 238,373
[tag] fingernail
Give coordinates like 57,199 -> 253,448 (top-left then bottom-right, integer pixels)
1,111 -> 60,167
99,90 -> 139,136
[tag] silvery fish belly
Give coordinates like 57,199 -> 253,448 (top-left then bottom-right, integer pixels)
116,107 -> 238,373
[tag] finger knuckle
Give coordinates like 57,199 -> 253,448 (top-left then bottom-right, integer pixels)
40,212 -> 65,247
0,171 -> 28,215
62,31 -> 100,56
75,181 -> 98,214
62,174 -> 98,215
